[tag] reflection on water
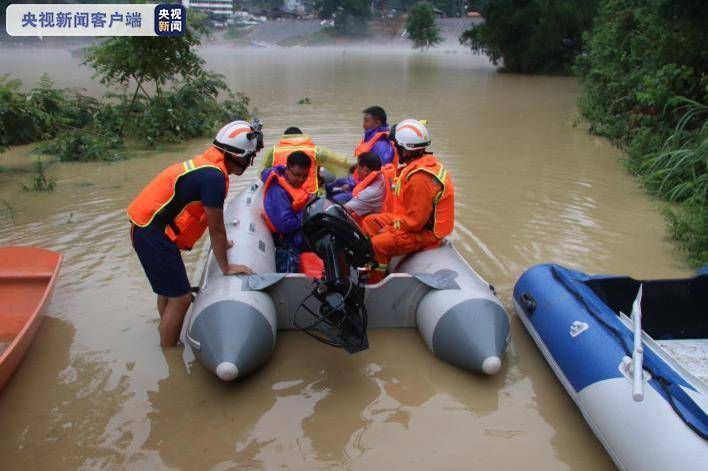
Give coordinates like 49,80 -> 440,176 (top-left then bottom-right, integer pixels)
0,46 -> 691,470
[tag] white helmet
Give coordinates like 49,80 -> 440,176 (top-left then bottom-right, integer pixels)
213,120 -> 262,160
393,119 -> 430,151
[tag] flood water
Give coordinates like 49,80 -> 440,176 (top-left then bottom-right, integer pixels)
0,46 -> 692,470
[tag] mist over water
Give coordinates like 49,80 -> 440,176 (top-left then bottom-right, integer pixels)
0,46 -> 690,469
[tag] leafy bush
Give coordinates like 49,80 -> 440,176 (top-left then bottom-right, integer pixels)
577,0 -> 707,265
129,72 -> 251,146
664,203 -> 707,267
0,74 -> 65,149
0,74 -> 109,151
461,0 -> 598,74
35,129 -> 124,162
0,75 -> 41,150
406,2 -> 442,49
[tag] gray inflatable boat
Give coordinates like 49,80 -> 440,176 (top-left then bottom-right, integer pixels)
182,182 -> 510,381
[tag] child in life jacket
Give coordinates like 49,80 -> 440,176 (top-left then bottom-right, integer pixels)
343,152 -> 387,224
325,164 -> 357,204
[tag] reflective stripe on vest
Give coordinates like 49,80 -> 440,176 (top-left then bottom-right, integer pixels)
272,134 -> 318,194
126,146 -> 229,250
261,169 -> 310,234
393,154 -> 454,238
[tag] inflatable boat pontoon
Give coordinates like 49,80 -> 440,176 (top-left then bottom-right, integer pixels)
514,264 -> 708,471
182,182 -> 510,381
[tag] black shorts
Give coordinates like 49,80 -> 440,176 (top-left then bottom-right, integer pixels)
131,224 -> 190,298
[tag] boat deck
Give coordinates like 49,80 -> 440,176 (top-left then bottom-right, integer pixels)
656,339 -> 708,386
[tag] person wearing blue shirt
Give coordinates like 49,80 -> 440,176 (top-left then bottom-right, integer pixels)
261,151 -> 312,273
357,106 -> 395,166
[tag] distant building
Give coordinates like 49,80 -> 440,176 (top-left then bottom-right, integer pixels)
182,0 -> 234,18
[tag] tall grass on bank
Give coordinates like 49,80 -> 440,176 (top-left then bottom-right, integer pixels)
638,98 -> 707,266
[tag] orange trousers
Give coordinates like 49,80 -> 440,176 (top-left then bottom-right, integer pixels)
361,213 -> 440,279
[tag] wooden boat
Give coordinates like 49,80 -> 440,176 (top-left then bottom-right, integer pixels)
0,247 -> 62,391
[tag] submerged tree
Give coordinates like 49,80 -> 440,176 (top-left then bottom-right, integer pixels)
460,0 -> 597,74
82,14 -> 207,134
406,2 -> 442,49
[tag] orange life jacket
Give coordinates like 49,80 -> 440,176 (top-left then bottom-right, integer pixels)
357,137 -> 399,212
349,170 -> 386,225
272,134 -> 318,194
393,154 -> 454,239
352,170 -> 382,197
261,169 -> 310,234
127,146 -> 229,250
355,131 -> 390,157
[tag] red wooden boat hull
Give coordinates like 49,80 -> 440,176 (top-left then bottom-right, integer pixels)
0,246 -> 63,392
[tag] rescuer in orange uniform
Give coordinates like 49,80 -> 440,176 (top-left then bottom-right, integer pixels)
361,119 -> 454,283
127,120 -> 263,347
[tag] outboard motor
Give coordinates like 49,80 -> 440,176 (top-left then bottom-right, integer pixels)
296,198 -> 375,353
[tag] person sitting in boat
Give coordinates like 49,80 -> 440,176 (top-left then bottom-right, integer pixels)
261,151 -> 313,273
127,120 -> 262,347
356,106 -> 396,165
261,127 -> 351,196
343,152 -> 387,224
325,164 -> 357,204
361,119 -> 454,283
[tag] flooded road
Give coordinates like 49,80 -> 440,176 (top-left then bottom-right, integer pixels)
0,47 -> 692,470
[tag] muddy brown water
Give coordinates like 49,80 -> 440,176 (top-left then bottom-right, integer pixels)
0,47 -> 692,470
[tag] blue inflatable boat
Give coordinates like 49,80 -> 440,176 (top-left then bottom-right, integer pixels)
513,264 -> 707,471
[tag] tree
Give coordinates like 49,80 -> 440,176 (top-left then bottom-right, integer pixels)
313,0 -> 371,35
406,2 -> 442,49
82,12 -> 208,134
460,0 -> 597,74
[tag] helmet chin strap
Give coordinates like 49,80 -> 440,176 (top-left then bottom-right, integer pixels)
225,151 -> 254,170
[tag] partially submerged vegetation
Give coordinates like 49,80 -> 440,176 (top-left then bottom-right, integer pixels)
22,159 -> 55,192
460,0 -> 597,74
576,0 -> 706,266
0,12 -> 251,190
462,0 -> 706,265
406,2 -> 442,50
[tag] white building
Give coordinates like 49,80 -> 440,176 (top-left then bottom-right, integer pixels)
182,0 -> 234,17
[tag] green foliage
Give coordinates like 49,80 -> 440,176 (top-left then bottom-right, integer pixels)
297,97 -> 312,105
22,159 -> 55,192
664,203 -> 708,267
314,0 -> 370,35
577,0 -> 707,265
406,2 -> 442,49
35,129 -> 125,162
82,16 -> 207,92
639,99 -> 707,205
0,74 -> 40,150
0,73 -> 105,151
461,0 -> 598,74
127,71 -> 251,147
